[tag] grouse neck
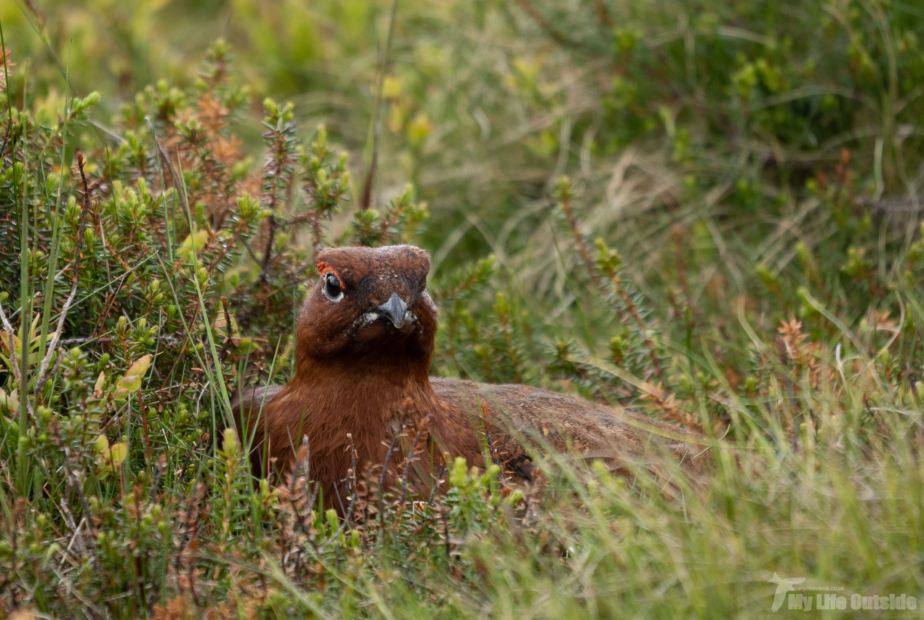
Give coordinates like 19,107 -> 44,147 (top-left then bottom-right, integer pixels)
290,354 -> 440,421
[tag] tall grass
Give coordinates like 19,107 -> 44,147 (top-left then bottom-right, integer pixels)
1,0 -> 924,617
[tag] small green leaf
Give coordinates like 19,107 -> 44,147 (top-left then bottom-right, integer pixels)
107,443 -> 128,467
118,375 -> 142,393
124,354 -> 152,379
94,371 -> 106,396
96,436 -> 128,478
177,230 -> 209,261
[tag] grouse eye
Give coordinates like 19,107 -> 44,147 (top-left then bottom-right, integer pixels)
322,272 -> 343,301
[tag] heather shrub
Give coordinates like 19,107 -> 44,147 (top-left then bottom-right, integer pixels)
1,0 -> 924,616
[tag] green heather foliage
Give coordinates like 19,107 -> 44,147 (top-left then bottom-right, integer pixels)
1,0 -> 924,617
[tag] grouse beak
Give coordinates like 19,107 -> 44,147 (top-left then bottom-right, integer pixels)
377,292 -> 408,328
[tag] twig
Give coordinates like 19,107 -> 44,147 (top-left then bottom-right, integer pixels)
332,479 -> 348,519
593,0 -> 612,27
260,115 -> 297,275
427,463 -> 446,507
261,213 -> 278,275
175,435 -> 207,493
559,190 -> 602,289
378,407 -> 409,509
218,296 -> 234,359
175,482 -> 205,567
89,267 -> 131,340
148,454 -> 166,503
239,238 -> 260,264
33,151 -> 94,400
514,0 -> 591,53
146,121 -> 190,219
345,433 -> 358,524
440,502 -> 451,562
360,0 -> 401,211
60,444 -> 95,541
288,435 -> 320,545
604,271 -> 664,380
0,299 -> 22,391
855,196 -> 924,213
0,116 -> 12,172
479,405 -> 502,468
398,414 -> 433,509
58,500 -> 88,559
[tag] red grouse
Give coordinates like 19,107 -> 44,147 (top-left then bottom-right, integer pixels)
232,245 -> 714,508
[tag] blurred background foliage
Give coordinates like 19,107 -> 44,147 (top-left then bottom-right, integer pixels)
4,0 -> 924,463
4,0 -> 924,459
9,0 -> 924,278
10,0 -> 924,357
3,0 -> 924,615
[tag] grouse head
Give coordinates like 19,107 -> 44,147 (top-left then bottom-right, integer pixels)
295,245 -> 438,367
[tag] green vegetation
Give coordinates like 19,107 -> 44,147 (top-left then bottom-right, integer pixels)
2,0 -> 924,616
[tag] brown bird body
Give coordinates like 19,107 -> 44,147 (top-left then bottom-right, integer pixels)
232,245 -> 713,509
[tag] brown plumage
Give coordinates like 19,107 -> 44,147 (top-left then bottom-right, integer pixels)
232,245 -> 715,510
